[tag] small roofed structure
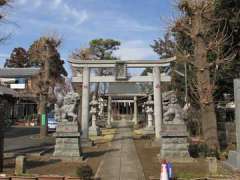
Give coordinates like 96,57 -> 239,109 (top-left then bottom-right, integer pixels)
106,83 -> 147,97
0,68 -> 40,78
105,83 -> 147,122
0,86 -> 17,97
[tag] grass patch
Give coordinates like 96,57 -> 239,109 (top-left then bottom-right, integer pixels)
89,128 -> 117,143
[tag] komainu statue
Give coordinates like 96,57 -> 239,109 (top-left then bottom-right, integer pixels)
160,91 -> 191,162
61,92 -> 80,122
53,78 -> 80,122
163,91 -> 184,124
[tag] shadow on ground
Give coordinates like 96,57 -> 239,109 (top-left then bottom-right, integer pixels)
4,143 -> 53,154
4,127 -> 40,138
84,148 -> 119,158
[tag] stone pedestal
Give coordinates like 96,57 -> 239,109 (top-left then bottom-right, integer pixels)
15,155 -> 25,175
89,126 -> 100,136
160,124 -> 191,162
224,151 -> 240,171
81,137 -> 94,147
207,157 -> 218,175
53,121 -> 82,161
143,126 -> 155,135
106,124 -> 112,129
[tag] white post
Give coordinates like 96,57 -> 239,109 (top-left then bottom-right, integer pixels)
153,67 -> 162,138
225,79 -> 240,170
147,112 -> 153,127
133,96 -> 138,125
234,79 -> 240,152
91,113 -> 97,128
107,96 -> 112,127
81,67 -> 90,139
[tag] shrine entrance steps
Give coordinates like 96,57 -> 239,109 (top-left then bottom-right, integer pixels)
98,119 -> 145,180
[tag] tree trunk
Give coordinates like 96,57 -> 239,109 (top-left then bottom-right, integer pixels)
38,59 -> 50,138
194,36 -> 219,149
38,94 -> 48,138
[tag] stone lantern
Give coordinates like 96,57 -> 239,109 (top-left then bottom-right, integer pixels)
89,95 -> 101,136
144,95 -> 155,135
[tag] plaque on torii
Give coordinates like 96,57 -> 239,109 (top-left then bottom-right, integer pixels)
115,61 -> 128,80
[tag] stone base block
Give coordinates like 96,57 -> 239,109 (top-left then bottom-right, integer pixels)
151,138 -> 161,147
89,126 -> 101,136
133,124 -> 139,129
81,138 -> 94,147
143,126 -> 155,135
161,143 -> 189,151
157,153 -> 193,163
160,137 -> 191,162
223,151 -> 240,171
106,124 -> 112,129
53,136 -> 81,158
51,156 -> 83,162
53,121 -> 82,161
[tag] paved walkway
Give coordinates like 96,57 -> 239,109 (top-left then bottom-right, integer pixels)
99,120 -> 145,180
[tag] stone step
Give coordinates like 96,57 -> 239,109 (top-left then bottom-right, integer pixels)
160,150 -> 190,158
161,143 -> 189,151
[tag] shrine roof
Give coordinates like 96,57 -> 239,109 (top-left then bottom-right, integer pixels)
106,83 -> 147,96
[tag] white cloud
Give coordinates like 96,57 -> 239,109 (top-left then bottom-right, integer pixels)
52,0 -> 62,8
14,0 -> 89,26
115,18 -> 158,32
62,4 -> 89,26
16,0 -> 27,5
115,40 -> 158,60
33,0 -> 42,8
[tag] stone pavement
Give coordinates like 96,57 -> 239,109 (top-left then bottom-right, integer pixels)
98,120 -> 145,180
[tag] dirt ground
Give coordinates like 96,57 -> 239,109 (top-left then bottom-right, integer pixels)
133,134 -> 238,180
2,128 -> 116,177
3,126 -> 240,179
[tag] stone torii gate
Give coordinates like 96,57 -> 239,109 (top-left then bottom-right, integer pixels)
69,57 -> 176,141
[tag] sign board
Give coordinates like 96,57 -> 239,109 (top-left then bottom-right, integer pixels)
10,84 -> 25,89
115,61 -> 128,80
41,114 -> 46,126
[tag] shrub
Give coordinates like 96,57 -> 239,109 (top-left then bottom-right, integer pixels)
76,165 -> 93,180
188,143 -> 220,159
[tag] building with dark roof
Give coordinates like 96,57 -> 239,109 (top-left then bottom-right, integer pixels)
0,68 -> 40,78
0,68 -> 40,124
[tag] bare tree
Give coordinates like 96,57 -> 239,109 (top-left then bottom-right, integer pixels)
4,47 -> 30,67
172,0 -> 235,149
0,0 -> 11,43
28,36 -> 67,138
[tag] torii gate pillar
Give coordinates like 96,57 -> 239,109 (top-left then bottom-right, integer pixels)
81,67 -> 90,140
153,67 -> 162,139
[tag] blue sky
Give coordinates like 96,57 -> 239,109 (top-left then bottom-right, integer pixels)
0,0 -> 177,74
